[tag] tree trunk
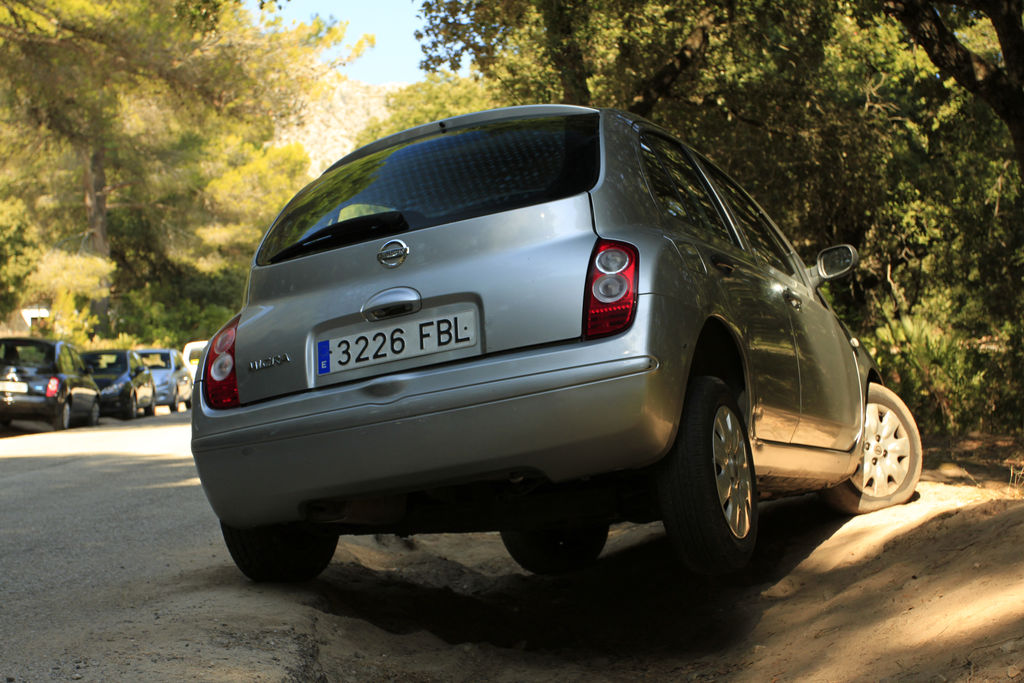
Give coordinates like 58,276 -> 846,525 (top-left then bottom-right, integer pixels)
537,0 -> 592,106
627,9 -> 719,119
80,144 -> 110,258
884,0 -> 1024,176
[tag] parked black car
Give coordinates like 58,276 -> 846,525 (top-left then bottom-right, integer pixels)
0,337 -> 100,430
81,349 -> 156,420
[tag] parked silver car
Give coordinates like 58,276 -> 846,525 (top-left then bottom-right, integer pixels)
191,105 -> 922,582
137,348 -> 193,411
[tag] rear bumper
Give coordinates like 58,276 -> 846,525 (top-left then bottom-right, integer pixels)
0,394 -> 55,421
191,295 -> 696,527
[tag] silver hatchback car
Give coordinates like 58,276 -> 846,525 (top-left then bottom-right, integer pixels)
192,105 -> 922,581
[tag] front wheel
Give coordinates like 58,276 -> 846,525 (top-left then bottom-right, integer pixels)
500,523 -> 609,575
656,376 -> 758,575
820,383 -> 922,514
83,399 -> 100,427
168,388 -> 179,413
121,392 -> 137,420
220,522 -> 338,582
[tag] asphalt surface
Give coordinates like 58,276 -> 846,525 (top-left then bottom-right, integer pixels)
0,411 -> 221,679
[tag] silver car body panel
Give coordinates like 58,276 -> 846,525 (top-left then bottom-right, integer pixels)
193,295 -> 695,526
193,105 -> 873,528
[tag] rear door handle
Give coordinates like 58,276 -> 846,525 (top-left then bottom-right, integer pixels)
783,288 -> 802,310
711,254 -> 736,275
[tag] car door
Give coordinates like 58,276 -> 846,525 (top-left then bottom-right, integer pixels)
57,344 -> 87,420
130,352 -> 154,406
696,157 -> 862,451
639,133 -> 802,444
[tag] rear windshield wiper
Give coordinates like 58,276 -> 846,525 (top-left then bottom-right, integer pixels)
267,211 -> 409,264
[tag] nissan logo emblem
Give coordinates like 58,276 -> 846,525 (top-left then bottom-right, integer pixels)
377,239 -> 409,268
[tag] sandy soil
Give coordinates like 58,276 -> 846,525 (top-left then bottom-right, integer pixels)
34,434 -> 1023,682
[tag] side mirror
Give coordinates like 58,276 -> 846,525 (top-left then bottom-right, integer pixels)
808,244 -> 859,289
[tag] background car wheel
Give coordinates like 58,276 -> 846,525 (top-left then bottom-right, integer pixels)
184,396 -> 192,410
52,399 -> 71,431
83,400 -> 100,427
168,388 -> 179,413
656,375 -> 758,575
820,383 -> 923,515
220,522 -> 338,582
143,396 -> 156,417
121,392 -> 137,420
499,523 -> 609,575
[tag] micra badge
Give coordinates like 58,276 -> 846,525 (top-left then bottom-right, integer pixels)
249,353 -> 291,372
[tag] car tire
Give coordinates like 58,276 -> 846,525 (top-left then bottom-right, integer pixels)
656,375 -> 758,575
220,522 -> 338,582
143,396 -> 156,417
121,392 -> 137,420
499,523 -> 609,575
820,383 -> 922,515
168,388 -> 179,413
184,396 -> 192,410
52,398 -> 71,431
84,400 -> 100,427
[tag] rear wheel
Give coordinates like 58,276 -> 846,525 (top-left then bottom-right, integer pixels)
657,375 -> 758,575
52,398 -> 71,431
500,523 -> 609,575
821,383 -> 922,514
220,522 -> 338,582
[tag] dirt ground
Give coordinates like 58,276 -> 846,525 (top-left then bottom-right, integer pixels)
38,433 -> 1023,682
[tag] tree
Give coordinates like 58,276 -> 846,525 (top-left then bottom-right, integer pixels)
0,1 -> 369,343
412,0 -> 1024,433
354,71 -> 499,146
883,0 -> 1024,177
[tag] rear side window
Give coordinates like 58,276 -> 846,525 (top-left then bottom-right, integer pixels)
639,134 -> 734,246
700,161 -> 800,277
257,114 -> 601,265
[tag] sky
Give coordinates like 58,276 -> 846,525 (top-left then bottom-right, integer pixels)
248,0 -> 429,85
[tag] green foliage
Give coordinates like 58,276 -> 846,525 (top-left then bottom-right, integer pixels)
414,1 -> 1024,434
0,0 -> 351,347
355,72 -> 500,146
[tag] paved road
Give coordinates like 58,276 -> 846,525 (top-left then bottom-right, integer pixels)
2,413 -> 1021,681
0,412 -> 229,680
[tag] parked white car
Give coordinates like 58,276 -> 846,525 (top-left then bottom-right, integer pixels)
182,341 -> 208,383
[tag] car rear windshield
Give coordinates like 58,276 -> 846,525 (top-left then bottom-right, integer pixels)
139,351 -> 171,369
256,113 -> 602,265
82,351 -> 127,374
1,340 -> 53,369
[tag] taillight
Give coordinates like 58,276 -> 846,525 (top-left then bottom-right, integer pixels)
45,377 -> 60,398
584,240 -> 639,338
203,315 -> 240,409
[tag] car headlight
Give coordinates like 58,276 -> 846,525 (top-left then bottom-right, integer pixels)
102,381 -> 127,396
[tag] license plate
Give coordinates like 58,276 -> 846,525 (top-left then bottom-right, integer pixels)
317,310 -> 477,376
0,381 -> 27,393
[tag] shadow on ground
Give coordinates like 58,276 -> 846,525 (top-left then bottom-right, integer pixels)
309,494 -> 849,658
